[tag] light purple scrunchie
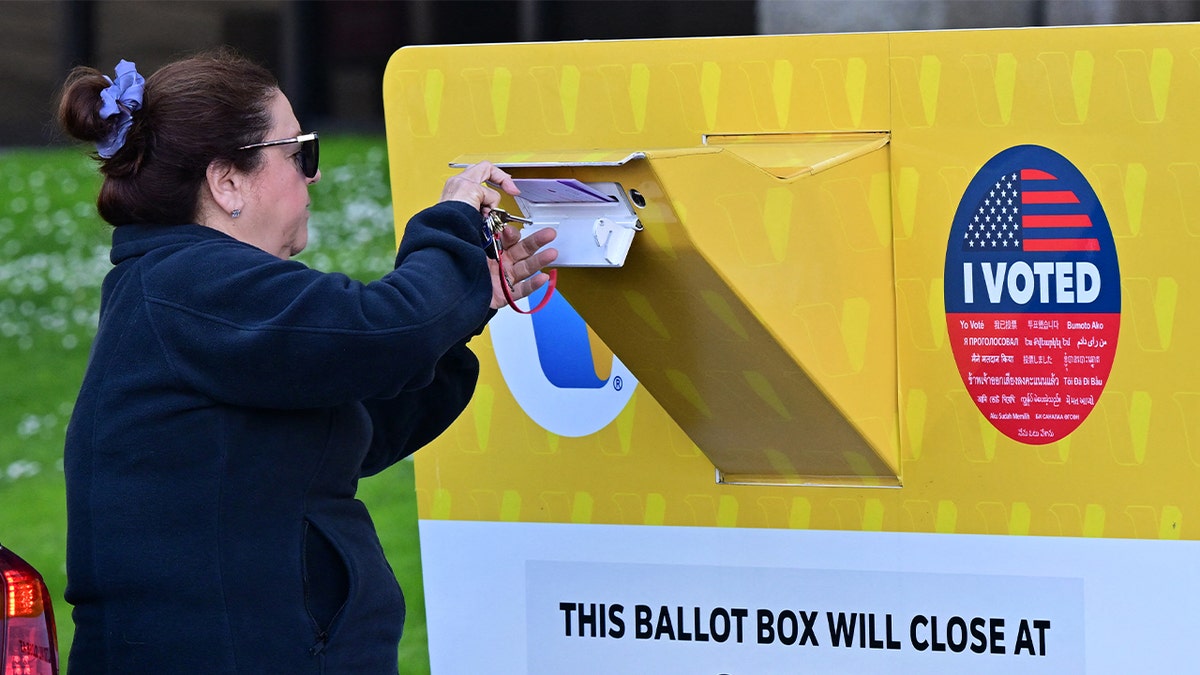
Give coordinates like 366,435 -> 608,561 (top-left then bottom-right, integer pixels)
96,59 -> 145,158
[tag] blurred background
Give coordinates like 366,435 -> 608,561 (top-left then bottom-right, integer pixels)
4,0 -> 1200,146
1,1 -> 1197,672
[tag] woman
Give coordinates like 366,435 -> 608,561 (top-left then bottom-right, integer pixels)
56,49 -> 555,673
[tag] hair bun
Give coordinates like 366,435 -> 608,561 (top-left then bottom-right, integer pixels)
58,67 -> 115,143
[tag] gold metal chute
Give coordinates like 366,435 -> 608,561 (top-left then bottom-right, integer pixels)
466,131 -> 899,487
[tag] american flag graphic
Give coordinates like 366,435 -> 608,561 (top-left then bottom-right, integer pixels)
962,169 -> 1101,252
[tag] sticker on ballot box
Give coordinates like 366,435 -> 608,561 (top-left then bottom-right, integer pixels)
943,145 -> 1121,445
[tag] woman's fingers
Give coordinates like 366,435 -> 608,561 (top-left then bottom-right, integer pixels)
456,161 -> 515,190
508,249 -> 558,288
508,226 -> 556,257
439,161 -> 521,209
496,218 -> 548,251
503,227 -> 557,282
488,261 -> 552,309
488,226 -> 557,309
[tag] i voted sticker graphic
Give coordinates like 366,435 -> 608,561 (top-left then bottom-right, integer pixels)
944,145 -> 1120,444
490,285 -> 636,437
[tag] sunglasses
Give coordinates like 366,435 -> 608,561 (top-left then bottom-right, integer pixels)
238,132 -> 320,178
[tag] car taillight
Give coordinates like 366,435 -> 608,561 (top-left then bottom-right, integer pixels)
4,568 -> 44,619
0,545 -> 58,675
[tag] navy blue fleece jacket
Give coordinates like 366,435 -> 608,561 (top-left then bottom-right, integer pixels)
63,201 -> 492,673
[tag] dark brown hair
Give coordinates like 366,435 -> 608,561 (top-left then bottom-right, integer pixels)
57,48 -> 279,226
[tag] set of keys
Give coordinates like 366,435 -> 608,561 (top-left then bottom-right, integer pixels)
481,208 -> 533,260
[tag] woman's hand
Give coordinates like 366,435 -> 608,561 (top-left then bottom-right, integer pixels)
489,225 -> 558,310
441,162 -> 559,310
439,161 -> 517,212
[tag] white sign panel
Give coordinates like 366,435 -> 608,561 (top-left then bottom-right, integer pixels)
419,521 -> 1200,674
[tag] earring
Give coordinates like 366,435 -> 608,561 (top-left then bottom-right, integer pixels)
231,209 -> 241,219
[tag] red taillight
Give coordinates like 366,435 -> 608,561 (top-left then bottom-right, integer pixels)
3,568 -> 44,619
1,545 -> 58,675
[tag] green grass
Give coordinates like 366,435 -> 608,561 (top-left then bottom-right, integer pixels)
0,137 -> 431,674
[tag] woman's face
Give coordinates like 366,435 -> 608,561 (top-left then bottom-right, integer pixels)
240,90 -> 320,258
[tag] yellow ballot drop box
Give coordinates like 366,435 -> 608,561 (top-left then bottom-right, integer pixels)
384,23 -> 1200,674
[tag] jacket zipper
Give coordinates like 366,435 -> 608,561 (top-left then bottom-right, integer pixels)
309,630 -> 328,656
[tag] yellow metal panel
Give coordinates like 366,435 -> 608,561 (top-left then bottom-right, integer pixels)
386,24 -> 1200,540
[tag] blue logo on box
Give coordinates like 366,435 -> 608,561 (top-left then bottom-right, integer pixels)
491,287 -> 636,437
528,286 -> 612,390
